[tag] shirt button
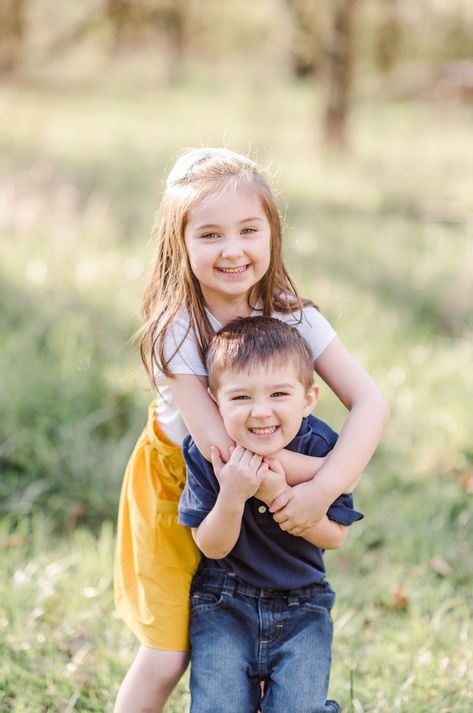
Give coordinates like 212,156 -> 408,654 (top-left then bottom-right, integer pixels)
258,505 -> 267,514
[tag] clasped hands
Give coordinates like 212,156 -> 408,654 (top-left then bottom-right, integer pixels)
210,445 -> 325,537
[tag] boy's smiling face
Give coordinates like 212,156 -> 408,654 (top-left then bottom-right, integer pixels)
212,359 -> 318,457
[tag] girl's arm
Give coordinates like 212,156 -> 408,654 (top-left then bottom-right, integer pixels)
270,337 -> 389,532
165,373 -> 234,461
297,518 -> 348,549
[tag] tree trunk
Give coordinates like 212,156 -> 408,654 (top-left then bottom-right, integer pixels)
285,0 -> 321,78
374,0 -> 400,74
0,0 -> 26,77
322,0 -> 357,148
105,0 -> 133,51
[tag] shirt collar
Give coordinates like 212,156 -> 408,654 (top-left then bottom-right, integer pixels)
285,417 -> 312,453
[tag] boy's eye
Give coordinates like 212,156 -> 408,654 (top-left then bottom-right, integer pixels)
271,392 -> 288,398
231,395 -> 250,401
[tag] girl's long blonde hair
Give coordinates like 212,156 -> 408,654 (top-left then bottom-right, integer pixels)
140,148 -> 312,388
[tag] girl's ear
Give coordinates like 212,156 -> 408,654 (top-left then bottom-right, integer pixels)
303,383 -> 319,417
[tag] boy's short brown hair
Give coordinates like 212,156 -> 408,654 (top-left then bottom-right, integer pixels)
206,316 -> 314,394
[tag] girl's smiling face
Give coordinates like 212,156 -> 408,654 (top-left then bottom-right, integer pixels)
184,184 -> 271,312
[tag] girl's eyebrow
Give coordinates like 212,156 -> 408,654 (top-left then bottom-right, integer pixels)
194,217 -> 264,231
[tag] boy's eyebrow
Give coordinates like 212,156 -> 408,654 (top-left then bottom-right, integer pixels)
194,217 -> 264,230
223,382 -> 297,395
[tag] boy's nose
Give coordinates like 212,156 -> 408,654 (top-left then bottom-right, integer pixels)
251,403 -> 272,419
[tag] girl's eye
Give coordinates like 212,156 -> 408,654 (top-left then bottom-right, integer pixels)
201,232 -> 219,239
241,227 -> 257,235
231,395 -> 249,401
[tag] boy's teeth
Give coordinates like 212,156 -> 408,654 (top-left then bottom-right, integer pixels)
249,426 -> 277,435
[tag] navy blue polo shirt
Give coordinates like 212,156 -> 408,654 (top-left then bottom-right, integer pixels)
178,415 -> 363,589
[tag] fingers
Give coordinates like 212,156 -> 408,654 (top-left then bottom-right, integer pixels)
231,447 -> 262,472
287,526 -> 305,536
210,446 -> 223,470
264,457 -> 284,476
273,513 -> 303,535
269,488 -> 293,514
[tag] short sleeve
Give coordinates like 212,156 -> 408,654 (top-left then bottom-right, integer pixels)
178,438 -> 219,528
153,309 -> 207,383
326,492 -> 364,526
274,305 -> 336,362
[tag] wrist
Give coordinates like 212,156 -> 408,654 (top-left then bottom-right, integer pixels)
268,485 -> 292,508
300,474 -> 338,506
259,484 -> 288,507
217,490 -> 247,515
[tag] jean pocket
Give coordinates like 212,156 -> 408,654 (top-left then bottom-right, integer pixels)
191,589 -> 228,613
302,590 -> 335,615
302,601 -> 332,616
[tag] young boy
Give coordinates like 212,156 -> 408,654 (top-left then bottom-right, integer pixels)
178,316 -> 363,713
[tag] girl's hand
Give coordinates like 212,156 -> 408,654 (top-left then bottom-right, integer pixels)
254,457 -> 289,506
211,445 -> 267,504
269,480 -> 329,536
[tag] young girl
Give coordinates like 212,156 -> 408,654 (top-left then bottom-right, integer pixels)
113,147 -> 389,713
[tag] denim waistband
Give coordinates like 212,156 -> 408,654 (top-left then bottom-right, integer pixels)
194,568 -> 331,601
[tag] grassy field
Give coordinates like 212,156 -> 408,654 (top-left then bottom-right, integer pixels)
1,73 -> 472,712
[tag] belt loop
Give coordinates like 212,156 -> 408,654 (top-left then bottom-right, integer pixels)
223,572 -> 236,597
288,594 -> 299,607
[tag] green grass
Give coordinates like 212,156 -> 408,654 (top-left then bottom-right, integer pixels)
1,73 -> 472,711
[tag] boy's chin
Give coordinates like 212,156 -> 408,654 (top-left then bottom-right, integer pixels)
238,439 -> 283,457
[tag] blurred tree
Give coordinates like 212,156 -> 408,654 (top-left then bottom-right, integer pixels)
322,0 -> 357,147
104,0 -> 190,80
106,0 -> 133,50
284,0 -> 322,77
153,0 -> 189,82
0,0 -> 26,77
373,0 -> 400,74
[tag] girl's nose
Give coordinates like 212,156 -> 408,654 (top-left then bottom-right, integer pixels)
221,238 -> 244,259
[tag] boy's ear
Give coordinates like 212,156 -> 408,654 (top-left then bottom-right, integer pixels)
208,386 -> 217,404
303,383 -> 319,417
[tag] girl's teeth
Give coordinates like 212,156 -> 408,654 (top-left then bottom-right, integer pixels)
219,266 -> 246,273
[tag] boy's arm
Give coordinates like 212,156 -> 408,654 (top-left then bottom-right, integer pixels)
192,497 -> 245,559
186,446 -> 267,559
271,338 -> 389,531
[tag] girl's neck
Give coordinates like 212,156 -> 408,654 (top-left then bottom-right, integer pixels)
204,294 -> 254,326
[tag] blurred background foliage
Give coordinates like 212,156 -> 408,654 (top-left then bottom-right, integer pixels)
0,1 -> 472,711
0,0 -> 472,530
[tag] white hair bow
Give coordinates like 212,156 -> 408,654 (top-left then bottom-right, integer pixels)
166,147 -> 255,186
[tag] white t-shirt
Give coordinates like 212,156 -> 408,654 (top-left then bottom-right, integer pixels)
154,305 -> 336,446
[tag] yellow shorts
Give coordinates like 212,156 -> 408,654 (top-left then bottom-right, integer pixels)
114,401 -> 200,651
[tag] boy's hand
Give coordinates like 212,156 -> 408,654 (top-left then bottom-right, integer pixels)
211,445 -> 267,504
209,446 -> 227,487
254,457 -> 289,506
269,480 -> 331,536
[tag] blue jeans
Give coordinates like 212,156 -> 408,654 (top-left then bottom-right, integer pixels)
189,568 -> 340,713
